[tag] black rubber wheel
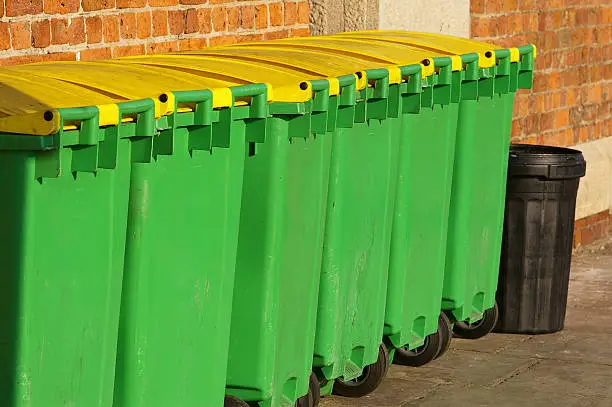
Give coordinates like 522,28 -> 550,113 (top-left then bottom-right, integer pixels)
224,396 -> 249,407
435,312 -> 453,360
453,302 -> 499,340
332,344 -> 389,398
309,372 -> 321,406
393,321 -> 442,367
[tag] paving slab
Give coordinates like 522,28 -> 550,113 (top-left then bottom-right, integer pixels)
320,243 -> 612,406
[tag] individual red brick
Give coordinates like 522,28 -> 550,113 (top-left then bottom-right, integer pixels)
472,0 -> 485,14
86,16 -> 103,44
240,6 -> 255,29
197,8 -> 212,33
0,52 -> 75,66
209,34 -> 238,47
471,17 -> 489,37
503,0 -> 517,12
178,37 -> 207,51
212,6 -> 227,32
6,0 -> 43,16
113,44 -> 145,58
82,0 -> 115,11
519,0 -> 537,10
264,29 -> 288,40
485,0 -> 501,14
185,9 -> 199,34
147,40 -> 179,54
235,33 -> 264,43
168,10 -> 185,35
254,4 -> 268,29
290,27 -> 309,37
555,109 -> 570,128
151,10 -> 168,36
103,15 -> 121,43
80,47 -> 112,61
269,2 -> 283,27
30,20 -> 50,48
51,18 -> 69,45
68,17 -> 85,45
148,0 -> 178,5
180,0 -> 207,3
10,21 -> 30,50
117,0 -> 147,8
137,12 -> 151,39
227,7 -> 240,31
119,13 -> 138,40
0,0 -> 4,16
284,2 -> 297,26
297,1 -> 309,24
44,0 -> 79,14
0,23 -> 10,50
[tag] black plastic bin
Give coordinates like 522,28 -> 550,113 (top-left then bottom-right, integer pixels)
496,144 -> 587,334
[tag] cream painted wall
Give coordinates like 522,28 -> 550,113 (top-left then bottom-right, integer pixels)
573,138 -> 612,220
379,0 -> 471,37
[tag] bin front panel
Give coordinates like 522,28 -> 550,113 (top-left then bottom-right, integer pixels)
114,120 -> 246,407
226,117 -> 332,406
0,138 -> 131,407
443,92 -> 515,322
314,117 -> 400,381
385,103 -> 458,349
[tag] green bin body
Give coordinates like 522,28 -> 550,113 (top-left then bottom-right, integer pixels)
226,95 -> 333,407
313,72 -> 400,383
113,89 -> 259,407
442,49 -> 535,322
0,104 -> 139,407
384,62 -> 460,349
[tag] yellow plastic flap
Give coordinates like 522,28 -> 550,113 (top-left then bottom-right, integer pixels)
0,109 -> 61,136
112,55 -> 311,103
220,37 -> 440,79
334,31 -> 499,68
180,46 -> 370,91
0,72 -> 121,118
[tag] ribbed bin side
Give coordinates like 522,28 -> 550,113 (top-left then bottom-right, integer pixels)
497,177 -> 580,334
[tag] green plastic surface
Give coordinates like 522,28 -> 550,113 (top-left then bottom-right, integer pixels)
313,71 -> 401,383
0,120 -> 133,407
441,47 -> 534,322
226,106 -> 332,406
113,88 -> 260,407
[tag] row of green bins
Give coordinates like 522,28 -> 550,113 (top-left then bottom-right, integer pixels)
332,31 -> 536,339
0,75 -> 141,407
0,31 -> 536,407
191,41 -> 441,404
204,37 -> 466,395
0,56 -> 318,407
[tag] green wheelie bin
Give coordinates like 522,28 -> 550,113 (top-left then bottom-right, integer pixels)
384,57 -> 462,367
97,54 -> 325,407
0,73 -> 145,407
444,46 -> 536,339
336,31 -> 537,340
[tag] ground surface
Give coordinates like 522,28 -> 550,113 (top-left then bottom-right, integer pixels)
321,240 -> 612,407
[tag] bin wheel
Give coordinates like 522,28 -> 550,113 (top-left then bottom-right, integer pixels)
309,372 -> 321,406
295,372 -> 320,407
224,396 -> 249,407
435,312 -> 453,360
453,302 -> 499,340
332,344 -> 389,398
393,314 -> 446,367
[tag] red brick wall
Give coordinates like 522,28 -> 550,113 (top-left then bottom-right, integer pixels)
0,0 -> 310,65
471,0 -> 611,147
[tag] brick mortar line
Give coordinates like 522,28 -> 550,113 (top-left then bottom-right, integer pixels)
0,24 -> 309,58
471,4 -> 612,16
0,0 -> 306,23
